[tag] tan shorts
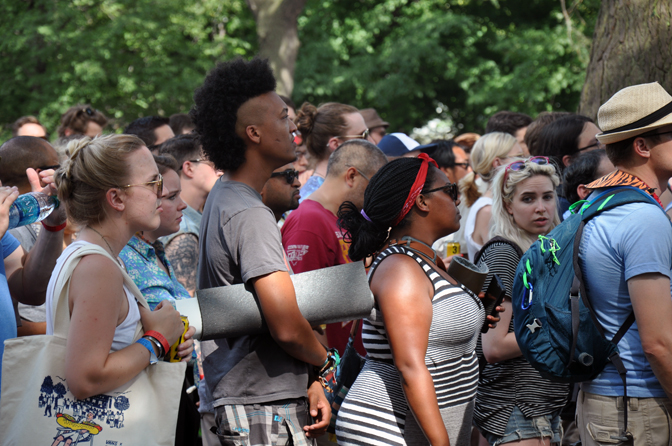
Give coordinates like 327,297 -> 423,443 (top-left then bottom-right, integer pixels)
576,390 -> 672,446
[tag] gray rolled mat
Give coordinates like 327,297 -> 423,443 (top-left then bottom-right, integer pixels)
177,261 -> 374,340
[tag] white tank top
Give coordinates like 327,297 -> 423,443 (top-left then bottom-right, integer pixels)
464,196 -> 493,261
46,241 -> 141,351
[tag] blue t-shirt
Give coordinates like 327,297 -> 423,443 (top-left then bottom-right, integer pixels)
0,232 -> 22,393
579,200 -> 672,398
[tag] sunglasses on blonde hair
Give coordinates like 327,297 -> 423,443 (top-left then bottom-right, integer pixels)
503,156 -> 550,184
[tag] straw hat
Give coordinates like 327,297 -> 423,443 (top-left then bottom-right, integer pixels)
596,82 -> 672,144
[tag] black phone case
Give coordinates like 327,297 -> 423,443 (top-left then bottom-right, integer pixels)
481,274 -> 506,333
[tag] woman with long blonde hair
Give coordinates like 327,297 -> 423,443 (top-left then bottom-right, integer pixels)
473,157 -> 568,446
460,132 -> 523,260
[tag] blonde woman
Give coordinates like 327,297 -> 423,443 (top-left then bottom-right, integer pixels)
473,157 -> 568,446
460,132 -> 524,260
48,135 -> 188,401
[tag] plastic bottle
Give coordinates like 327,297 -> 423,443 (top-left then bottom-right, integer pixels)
8,192 -> 59,229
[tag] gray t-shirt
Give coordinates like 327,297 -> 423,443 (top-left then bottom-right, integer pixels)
198,180 -> 310,407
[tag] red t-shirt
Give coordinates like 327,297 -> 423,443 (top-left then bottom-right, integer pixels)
281,199 -> 365,356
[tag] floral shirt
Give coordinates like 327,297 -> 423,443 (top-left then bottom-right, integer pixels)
119,235 -> 191,310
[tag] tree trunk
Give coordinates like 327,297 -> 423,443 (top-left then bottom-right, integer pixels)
246,0 -> 307,98
578,0 -> 672,120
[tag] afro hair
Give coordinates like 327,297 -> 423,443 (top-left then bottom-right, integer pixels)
190,58 -> 276,172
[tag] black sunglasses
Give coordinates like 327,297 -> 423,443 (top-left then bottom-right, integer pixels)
270,169 -> 299,184
452,162 -> 470,169
423,182 -> 459,202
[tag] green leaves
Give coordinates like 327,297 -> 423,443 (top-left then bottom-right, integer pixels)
293,0 -> 600,133
0,0 -> 257,139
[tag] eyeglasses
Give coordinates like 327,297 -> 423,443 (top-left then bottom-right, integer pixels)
346,166 -> 370,182
270,169 -> 300,184
120,173 -> 164,198
422,182 -> 459,202
503,156 -> 550,183
577,140 -> 605,152
452,162 -> 470,169
292,130 -> 303,146
341,129 -> 370,141
38,164 -> 60,171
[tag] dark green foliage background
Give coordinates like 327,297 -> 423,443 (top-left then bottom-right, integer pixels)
0,0 -> 599,141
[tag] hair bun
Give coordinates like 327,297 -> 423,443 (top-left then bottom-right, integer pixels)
296,102 -> 317,135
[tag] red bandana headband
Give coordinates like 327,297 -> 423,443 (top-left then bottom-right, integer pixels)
391,153 -> 438,227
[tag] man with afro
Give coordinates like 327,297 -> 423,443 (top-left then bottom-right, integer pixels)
191,58 -> 330,445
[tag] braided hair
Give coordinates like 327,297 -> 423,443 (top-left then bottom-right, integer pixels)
338,157 -> 437,261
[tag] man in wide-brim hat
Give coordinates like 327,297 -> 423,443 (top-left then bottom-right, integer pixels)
577,82 -> 672,446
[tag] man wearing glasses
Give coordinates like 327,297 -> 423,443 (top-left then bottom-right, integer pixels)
282,140 -> 387,355
262,164 -> 302,223
576,82 -> 672,446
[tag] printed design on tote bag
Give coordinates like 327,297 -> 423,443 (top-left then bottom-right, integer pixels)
38,375 -> 131,445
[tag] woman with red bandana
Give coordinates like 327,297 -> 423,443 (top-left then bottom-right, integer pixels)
335,155 -> 497,446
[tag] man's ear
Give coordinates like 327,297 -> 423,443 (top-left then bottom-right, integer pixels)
577,184 -> 590,200
181,161 -> 195,179
106,188 -> 125,212
245,124 -> 261,144
440,166 -> 454,183
633,136 -> 652,159
345,166 -> 357,187
562,154 -> 573,167
64,128 -> 73,137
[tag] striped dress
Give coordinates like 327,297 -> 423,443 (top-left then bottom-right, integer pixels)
336,246 -> 484,446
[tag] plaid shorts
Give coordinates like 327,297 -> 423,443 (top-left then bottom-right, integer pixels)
214,399 -> 316,446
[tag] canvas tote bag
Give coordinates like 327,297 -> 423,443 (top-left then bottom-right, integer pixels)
0,244 -> 186,446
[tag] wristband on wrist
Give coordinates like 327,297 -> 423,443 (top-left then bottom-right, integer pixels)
144,330 -> 170,354
315,347 -> 340,392
136,338 -> 159,365
144,335 -> 166,361
41,221 -> 67,232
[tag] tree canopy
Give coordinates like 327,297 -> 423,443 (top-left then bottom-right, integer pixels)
0,0 -> 257,138
294,0 -> 601,133
0,0 -> 600,140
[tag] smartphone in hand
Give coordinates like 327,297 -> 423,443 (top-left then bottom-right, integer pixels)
481,274 -> 506,333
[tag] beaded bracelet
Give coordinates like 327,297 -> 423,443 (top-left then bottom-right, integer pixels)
315,347 -> 340,392
144,330 -> 169,354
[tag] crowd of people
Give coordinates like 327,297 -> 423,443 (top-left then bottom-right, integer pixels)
2,56 -> 672,446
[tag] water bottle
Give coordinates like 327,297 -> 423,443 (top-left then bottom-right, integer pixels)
8,192 -> 59,229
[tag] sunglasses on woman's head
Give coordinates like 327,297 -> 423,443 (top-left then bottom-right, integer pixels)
503,156 -> 550,183
423,182 -> 459,202
270,169 -> 300,184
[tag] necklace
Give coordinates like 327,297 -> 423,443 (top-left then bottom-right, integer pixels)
87,226 -> 116,258
388,236 -> 446,270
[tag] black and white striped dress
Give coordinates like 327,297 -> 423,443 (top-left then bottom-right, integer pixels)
335,245 -> 484,446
